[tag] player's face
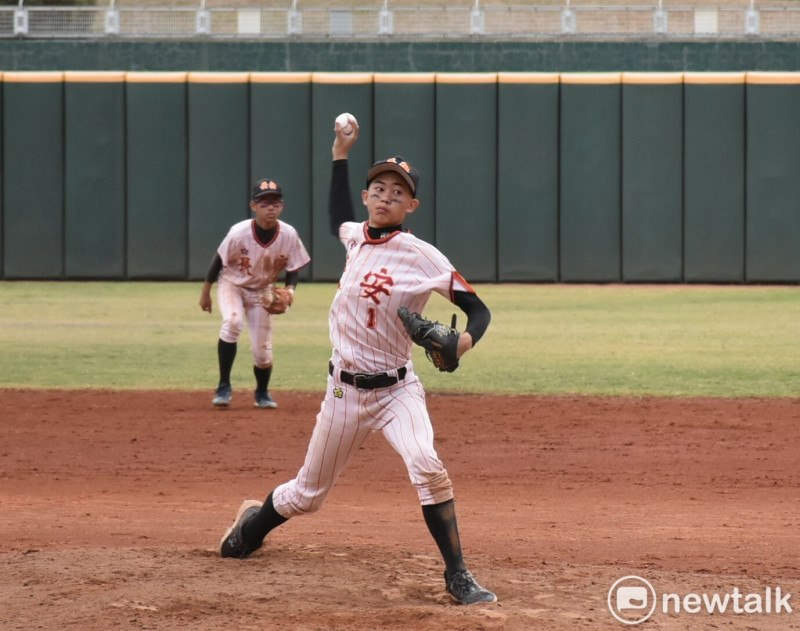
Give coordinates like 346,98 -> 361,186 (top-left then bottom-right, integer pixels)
250,196 -> 284,229
362,172 -> 419,228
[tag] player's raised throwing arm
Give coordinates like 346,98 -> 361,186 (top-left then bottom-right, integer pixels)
329,114 -> 361,235
329,161 -> 354,236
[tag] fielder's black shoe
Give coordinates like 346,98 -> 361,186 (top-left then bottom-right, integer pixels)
219,499 -> 263,558
444,569 -> 497,605
254,390 -> 278,409
212,383 -> 232,407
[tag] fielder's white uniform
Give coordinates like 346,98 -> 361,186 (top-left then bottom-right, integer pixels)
272,221 -> 475,517
216,219 -> 310,367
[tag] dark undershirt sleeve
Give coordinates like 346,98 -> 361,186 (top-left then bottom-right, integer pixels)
204,253 -> 223,284
329,159 -> 356,236
453,290 -> 491,346
284,270 -> 299,287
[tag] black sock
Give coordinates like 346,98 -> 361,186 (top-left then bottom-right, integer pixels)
421,499 -> 466,576
218,339 -> 237,386
254,365 -> 272,394
243,491 -> 288,545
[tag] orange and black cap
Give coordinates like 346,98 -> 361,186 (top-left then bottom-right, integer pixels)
366,156 -> 419,197
252,178 -> 283,201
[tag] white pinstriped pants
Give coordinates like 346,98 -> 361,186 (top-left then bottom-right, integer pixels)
216,278 -> 274,368
272,366 -> 454,518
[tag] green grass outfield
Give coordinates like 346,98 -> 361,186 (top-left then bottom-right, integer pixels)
1,281 -> 798,397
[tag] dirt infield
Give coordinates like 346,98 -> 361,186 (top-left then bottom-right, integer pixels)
2,390 -> 799,630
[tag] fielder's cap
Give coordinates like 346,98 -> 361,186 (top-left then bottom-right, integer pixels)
252,178 -> 283,200
366,156 -> 419,197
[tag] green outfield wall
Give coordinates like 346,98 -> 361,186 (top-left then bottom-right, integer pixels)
559,73 -> 622,282
1,70 -> 799,283
126,72 -> 189,279
2,72 -> 64,279
683,73 -> 746,283
250,72 -> 313,281
63,71 -> 127,279
497,73 -> 559,282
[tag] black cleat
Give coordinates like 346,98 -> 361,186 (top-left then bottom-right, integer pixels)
444,569 -> 497,605
219,499 -> 263,558
212,384 -> 232,407
254,391 -> 278,409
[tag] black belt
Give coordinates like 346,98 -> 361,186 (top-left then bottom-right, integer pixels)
329,361 -> 407,390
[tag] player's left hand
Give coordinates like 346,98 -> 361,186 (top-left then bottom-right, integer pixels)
397,307 -> 460,373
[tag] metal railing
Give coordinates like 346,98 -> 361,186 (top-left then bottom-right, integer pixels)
2,2 -> 798,39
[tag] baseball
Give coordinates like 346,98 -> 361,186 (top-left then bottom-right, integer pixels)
335,112 -> 356,136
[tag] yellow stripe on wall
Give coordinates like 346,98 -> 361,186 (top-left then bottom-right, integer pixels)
436,73 -> 497,84
746,72 -> 800,85
250,72 -> 312,84
373,73 -> 436,84
3,71 -> 64,83
560,72 -> 622,85
126,72 -> 187,83
312,72 -> 373,84
187,72 -> 249,83
622,72 -> 684,84
684,72 -> 746,84
498,72 -> 560,84
64,71 -> 125,83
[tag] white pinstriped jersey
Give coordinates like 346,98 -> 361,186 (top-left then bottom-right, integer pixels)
217,219 -> 310,290
330,221 -> 474,374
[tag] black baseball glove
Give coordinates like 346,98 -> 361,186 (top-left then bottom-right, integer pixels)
397,307 -> 460,373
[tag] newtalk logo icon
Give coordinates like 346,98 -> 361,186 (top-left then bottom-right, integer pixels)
608,575 -> 792,625
608,576 -> 657,624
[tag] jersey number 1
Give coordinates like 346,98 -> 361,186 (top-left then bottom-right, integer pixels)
366,306 -> 378,330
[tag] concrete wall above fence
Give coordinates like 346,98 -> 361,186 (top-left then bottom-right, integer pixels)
1,4 -> 797,40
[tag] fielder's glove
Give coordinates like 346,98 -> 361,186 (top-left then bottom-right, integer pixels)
256,287 -> 293,314
397,307 -> 460,373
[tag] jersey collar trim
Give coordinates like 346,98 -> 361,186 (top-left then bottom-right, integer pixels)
362,222 -> 407,244
252,219 -> 281,247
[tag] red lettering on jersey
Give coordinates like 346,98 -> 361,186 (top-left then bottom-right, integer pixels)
239,256 -> 252,275
359,268 -> 394,304
366,306 -> 378,329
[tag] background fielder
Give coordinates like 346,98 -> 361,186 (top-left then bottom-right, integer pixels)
218,116 -> 496,605
199,179 -> 310,409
